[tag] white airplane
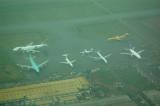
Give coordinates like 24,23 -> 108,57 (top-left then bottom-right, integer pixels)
17,54 -> 48,72
80,48 -> 94,55
60,54 -> 76,67
120,47 -> 144,59
89,51 -> 112,64
13,42 -> 48,53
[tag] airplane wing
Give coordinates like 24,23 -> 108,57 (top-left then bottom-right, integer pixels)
38,60 -> 48,68
138,50 -> 144,54
17,64 -> 33,69
105,54 -> 112,58
71,60 -> 76,63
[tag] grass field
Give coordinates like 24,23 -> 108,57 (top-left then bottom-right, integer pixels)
0,76 -> 89,102
0,0 -> 160,93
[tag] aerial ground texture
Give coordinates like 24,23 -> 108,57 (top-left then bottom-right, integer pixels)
0,0 -> 160,92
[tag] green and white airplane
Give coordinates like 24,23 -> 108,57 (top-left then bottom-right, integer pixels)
17,54 -> 48,72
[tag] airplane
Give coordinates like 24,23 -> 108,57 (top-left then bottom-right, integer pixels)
13,42 -> 48,53
107,33 -> 128,41
60,54 -> 76,67
120,47 -> 144,59
89,51 -> 112,64
17,54 -> 48,72
80,48 -> 94,55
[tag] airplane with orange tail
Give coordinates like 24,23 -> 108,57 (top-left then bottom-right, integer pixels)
107,33 -> 128,41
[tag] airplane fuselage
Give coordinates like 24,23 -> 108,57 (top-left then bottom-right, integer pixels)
80,49 -> 93,55
13,44 -> 47,52
29,54 -> 40,72
97,52 -> 107,63
107,33 -> 128,41
22,46 -> 36,51
65,58 -> 73,67
23,44 -> 47,50
129,49 -> 141,59
34,44 -> 47,48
